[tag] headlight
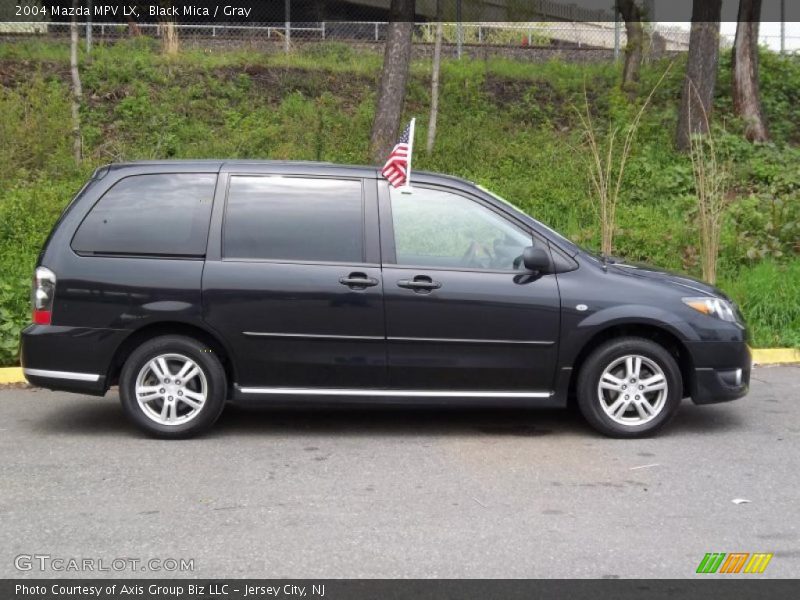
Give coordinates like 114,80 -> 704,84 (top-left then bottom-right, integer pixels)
682,297 -> 738,322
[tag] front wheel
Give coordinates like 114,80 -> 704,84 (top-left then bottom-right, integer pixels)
576,337 -> 682,438
119,335 -> 227,439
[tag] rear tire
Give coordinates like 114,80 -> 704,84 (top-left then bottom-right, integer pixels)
119,335 -> 227,439
576,337 -> 682,438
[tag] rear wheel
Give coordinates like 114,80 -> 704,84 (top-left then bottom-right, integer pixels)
576,337 -> 682,438
119,335 -> 226,439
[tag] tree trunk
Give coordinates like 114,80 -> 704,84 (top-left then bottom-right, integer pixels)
162,20 -> 179,56
676,0 -> 722,151
69,2 -> 83,165
618,0 -> 644,98
369,0 -> 415,164
733,0 -> 768,142
126,16 -> 141,37
426,16 -> 443,153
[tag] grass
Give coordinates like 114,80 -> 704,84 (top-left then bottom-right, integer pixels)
0,38 -> 798,364
720,261 -> 800,349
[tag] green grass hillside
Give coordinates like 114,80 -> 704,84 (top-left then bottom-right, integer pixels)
0,39 -> 798,364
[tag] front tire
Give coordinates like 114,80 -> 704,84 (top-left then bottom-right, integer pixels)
119,335 -> 227,439
576,337 -> 682,438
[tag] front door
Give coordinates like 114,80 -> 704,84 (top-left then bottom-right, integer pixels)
379,184 -> 561,392
203,173 -> 386,389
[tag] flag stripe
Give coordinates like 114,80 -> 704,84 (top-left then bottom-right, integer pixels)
380,122 -> 412,188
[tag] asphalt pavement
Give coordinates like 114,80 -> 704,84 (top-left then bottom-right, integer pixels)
0,366 -> 798,579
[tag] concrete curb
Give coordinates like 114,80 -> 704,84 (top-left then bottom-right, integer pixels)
1,348 -> 797,385
0,367 -> 24,384
752,348 -> 800,365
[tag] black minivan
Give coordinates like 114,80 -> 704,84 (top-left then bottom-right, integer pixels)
21,160 -> 750,438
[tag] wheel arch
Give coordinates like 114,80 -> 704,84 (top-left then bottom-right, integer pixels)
567,322 -> 695,401
107,321 -> 236,394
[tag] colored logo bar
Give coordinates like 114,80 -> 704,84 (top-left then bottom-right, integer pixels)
696,553 -> 773,574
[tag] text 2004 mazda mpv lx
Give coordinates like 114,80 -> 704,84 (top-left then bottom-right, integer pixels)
21,160 -> 750,438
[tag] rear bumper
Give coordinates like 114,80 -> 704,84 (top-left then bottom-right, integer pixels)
686,341 -> 751,405
20,324 -> 125,395
22,367 -> 107,395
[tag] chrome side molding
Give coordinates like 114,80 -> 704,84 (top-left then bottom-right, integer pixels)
242,332 -> 554,345
243,332 -> 384,341
237,387 -> 552,398
23,368 -> 101,382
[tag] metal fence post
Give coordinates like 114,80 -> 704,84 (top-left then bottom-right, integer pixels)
613,1 -> 620,61
86,0 -> 92,53
780,0 -> 786,54
456,0 -> 463,59
284,0 -> 291,53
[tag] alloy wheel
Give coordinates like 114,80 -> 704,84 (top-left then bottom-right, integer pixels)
597,354 -> 668,426
134,353 -> 208,426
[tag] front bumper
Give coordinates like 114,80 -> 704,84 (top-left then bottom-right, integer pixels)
685,341 -> 751,405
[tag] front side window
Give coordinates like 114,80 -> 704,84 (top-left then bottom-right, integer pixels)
72,173 -> 216,256
390,187 -> 532,270
223,176 -> 364,263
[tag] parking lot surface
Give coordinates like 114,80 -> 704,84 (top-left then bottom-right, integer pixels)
1,366 -> 798,578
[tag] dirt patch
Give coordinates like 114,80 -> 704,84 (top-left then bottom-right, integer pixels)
484,73 -> 607,129
215,64 -> 373,111
484,74 -> 540,108
0,59 -> 69,87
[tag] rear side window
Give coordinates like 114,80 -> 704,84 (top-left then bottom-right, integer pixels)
71,173 -> 216,256
223,176 -> 364,263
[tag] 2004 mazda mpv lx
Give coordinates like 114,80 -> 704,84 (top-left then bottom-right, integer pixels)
21,161 -> 750,438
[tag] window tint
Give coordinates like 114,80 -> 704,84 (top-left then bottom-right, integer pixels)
390,187 -> 531,271
72,174 -> 216,256
223,176 -> 364,263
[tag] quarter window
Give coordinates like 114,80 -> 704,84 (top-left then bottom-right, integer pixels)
71,173 -> 216,256
223,176 -> 364,263
390,187 -> 532,270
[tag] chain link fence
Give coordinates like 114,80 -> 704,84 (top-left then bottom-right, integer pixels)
2,19 -> 696,56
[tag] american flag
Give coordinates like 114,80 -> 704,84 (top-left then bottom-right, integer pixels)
381,121 -> 412,188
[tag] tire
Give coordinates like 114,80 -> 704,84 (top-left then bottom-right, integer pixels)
576,337 -> 682,438
119,335 -> 227,439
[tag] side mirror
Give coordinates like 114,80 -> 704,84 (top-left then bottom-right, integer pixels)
522,246 -> 551,273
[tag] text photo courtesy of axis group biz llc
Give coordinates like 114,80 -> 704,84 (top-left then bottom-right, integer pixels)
1,0 -> 800,598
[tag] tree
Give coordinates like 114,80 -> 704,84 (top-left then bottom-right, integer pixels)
618,0 -> 644,97
426,1 -> 443,153
732,0 -> 768,142
369,0 -> 415,164
676,0 -> 722,151
69,0 -> 83,165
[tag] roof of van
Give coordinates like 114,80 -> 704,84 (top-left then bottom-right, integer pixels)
99,159 -> 473,186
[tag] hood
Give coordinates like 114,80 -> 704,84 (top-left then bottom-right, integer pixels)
604,259 -> 726,298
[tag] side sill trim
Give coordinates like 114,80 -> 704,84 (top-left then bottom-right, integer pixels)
237,387 -> 553,398
23,368 -> 101,382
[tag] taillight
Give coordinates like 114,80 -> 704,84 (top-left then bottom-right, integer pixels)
32,266 -> 56,325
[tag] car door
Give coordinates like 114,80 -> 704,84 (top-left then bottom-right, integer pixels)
202,169 -> 386,390
379,182 -> 561,393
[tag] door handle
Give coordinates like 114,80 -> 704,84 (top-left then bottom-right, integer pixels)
397,276 -> 442,293
339,273 -> 379,289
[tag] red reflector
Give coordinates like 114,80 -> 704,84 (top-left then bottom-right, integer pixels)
33,309 -> 51,325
